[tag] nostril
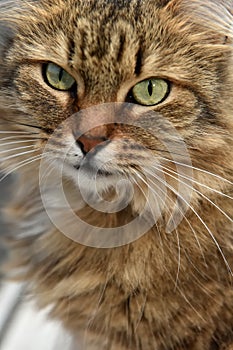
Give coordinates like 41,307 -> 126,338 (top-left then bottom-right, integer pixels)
76,135 -> 108,155
76,138 -> 87,155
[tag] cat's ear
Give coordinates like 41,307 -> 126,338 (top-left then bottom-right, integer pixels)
185,0 -> 232,35
166,0 -> 233,44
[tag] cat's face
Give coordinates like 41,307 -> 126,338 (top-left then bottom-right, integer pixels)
0,0 -> 232,236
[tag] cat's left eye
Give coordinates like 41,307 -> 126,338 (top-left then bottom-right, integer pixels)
44,63 -> 76,91
131,78 -> 169,106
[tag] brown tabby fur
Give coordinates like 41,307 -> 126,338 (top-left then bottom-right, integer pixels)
0,0 -> 233,349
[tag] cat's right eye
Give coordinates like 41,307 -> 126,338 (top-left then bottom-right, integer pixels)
43,63 -> 76,91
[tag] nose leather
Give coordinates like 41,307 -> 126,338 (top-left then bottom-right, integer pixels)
77,134 -> 108,154
76,124 -> 117,155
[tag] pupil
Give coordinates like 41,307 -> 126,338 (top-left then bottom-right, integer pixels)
148,80 -> 153,96
59,69 -> 64,81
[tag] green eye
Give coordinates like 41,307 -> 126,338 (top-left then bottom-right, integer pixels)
44,63 -> 76,91
132,78 -> 169,106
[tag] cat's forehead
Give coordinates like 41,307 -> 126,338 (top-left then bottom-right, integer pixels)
15,0 -> 169,40
46,0 -> 164,40
71,0 -> 170,15
11,0 -> 172,80
5,0 -> 232,101
12,0 -> 231,58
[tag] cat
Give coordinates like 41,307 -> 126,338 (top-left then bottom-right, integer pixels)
0,0 -> 233,349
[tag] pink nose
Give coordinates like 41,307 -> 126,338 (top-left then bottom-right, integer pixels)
77,135 -> 107,154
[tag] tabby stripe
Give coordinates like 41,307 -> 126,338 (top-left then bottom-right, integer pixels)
68,37 -> 75,65
134,47 -> 143,76
117,33 -> 126,62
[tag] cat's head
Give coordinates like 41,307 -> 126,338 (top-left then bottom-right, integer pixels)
0,0 -> 232,243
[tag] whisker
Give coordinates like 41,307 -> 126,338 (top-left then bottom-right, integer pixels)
1,119 -> 43,131
130,173 -> 166,245
165,268 -> 207,323
131,167 -> 204,252
174,227 -> 181,290
160,163 -> 233,200
84,278 -> 109,346
144,168 -> 232,276
183,251 -> 216,286
0,136 -> 39,142
159,157 -> 233,185
39,159 -> 58,184
129,172 -> 176,279
131,168 -> 183,287
129,171 -> 163,215
0,145 -> 35,156
181,209 -> 208,268
151,164 -> 233,222
0,155 -> 43,182
130,167 -> 207,285
0,139 -> 38,147
1,148 -> 37,161
0,131 -> 38,135
144,167 -> 207,265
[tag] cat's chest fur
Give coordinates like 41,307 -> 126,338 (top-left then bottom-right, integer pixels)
14,185 -> 232,349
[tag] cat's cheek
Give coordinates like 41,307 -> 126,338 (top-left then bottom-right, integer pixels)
14,65 -> 76,125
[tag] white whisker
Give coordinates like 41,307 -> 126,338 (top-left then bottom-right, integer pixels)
1,148 -> 37,161
0,154 -> 43,182
0,139 -> 37,147
0,136 -> 33,142
144,168 -> 232,276
130,167 -> 208,282
130,168 -> 184,287
183,251 -> 214,286
39,159 -> 58,184
159,157 -> 233,185
130,172 -> 176,282
161,163 -> 233,200
84,278 -> 109,346
130,173 -> 166,248
0,130 -> 37,134
174,228 -> 181,290
151,164 -> 233,222
165,268 -> 206,323
0,145 -> 34,156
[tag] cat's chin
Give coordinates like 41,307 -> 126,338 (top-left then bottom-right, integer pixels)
61,159 -> 122,196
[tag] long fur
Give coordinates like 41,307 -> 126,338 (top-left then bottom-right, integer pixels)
0,1 -> 232,349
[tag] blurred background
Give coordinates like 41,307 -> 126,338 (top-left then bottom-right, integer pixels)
0,176 -> 12,267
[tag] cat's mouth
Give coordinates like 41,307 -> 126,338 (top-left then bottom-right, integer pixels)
56,148 -> 123,194
74,163 -> 114,177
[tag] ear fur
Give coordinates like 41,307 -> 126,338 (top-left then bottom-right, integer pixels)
171,0 -> 233,41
